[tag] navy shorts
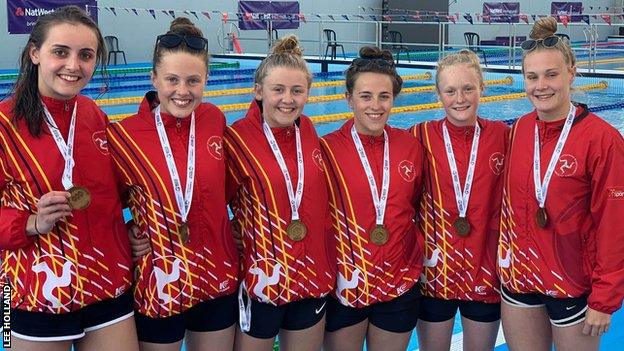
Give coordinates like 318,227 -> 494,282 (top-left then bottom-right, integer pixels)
136,293 -> 237,344
244,297 -> 327,339
419,296 -> 501,323
325,284 -> 421,333
501,286 -> 588,327
10,290 -> 134,342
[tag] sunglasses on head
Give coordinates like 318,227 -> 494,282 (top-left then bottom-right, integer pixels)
156,34 -> 208,51
521,36 -> 560,51
351,57 -> 394,69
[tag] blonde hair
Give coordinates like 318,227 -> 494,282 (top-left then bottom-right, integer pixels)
436,49 -> 484,91
523,16 -> 576,69
254,35 -> 312,88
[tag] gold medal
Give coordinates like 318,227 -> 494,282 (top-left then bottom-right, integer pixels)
286,220 -> 307,241
370,225 -> 389,246
179,222 -> 189,244
536,208 -> 548,228
68,186 -> 91,210
453,217 -> 471,237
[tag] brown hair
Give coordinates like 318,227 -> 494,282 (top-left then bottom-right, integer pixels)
436,49 -> 484,91
10,5 -> 107,137
523,16 -> 576,69
152,17 -> 209,72
345,46 -> 403,96
254,35 -> 312,88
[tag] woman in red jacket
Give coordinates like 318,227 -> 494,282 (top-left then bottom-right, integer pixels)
0,6 -> 137,351
225,35 -> 334,351
321,46 -> 424,351
499,17 -> 624,351
107,18 -> 239,351
411,50 -> 508,351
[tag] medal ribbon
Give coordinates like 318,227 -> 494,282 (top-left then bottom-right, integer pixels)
262,122 -> 305,221
351,126 -> 390,226
155,106 -> 196,223
442,120 -> 481,218
533,103 -> 576,208
43,101 -> 77,190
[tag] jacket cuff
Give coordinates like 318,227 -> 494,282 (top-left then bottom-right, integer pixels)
0,208 -> 35,250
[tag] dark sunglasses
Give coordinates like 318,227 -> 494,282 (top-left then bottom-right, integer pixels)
351,58 -> 394,68
156,34 -> 208,51
520,36 -> 560,51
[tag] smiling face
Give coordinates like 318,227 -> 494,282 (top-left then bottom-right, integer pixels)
347,72 -> 394,136
254,66 -> 309,128
29,22 -> 99,100
523,49 -> 576,121
436,63 -> 483,127
151,51 -> 208,118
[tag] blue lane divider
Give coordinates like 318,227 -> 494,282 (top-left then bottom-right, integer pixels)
0,70 -> 345,92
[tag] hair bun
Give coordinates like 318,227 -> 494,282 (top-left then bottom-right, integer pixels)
359,46 -> 393,62
168,17 -> 204,37
271,35 -> 303,56
530,16 -> 557,40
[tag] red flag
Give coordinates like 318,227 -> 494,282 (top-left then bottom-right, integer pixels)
519,13 -> 528,24
383,15 -> 392,22
601,13 -> 612,25
222,12 -> 228,23
560,15 -> 570,27
298,13 -> 306,23
446,15 -> 456,23
411,14 -> 422,22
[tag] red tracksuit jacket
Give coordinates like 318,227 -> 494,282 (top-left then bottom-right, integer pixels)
321,119 -> 424,307
499,104 -> 624,314
225,100 -> 334,305
0,95 -> 132,313
107,92 -> 239,317
412,118 -> 508,303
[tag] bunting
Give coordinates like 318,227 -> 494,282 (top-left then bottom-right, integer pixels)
463,13 -> 473,24
519,13 -> 528,24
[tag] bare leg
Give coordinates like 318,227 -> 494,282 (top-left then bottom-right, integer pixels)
10,337 -> 72,351
461,317 -> 499,351
416,319 -> 454,351
552,322 -> 600,351
323,319 -> 368,351
279,316 -> 325,351
185,325 -> 236,351
234,327 -> 275,351
366,323 -> 412,351
501,302 -> 551,351
74,316 -> 139,351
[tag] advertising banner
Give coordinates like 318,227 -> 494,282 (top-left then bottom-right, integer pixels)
483,2 -> 520,23
7,0 -> 97,34
238,1 -> 300,30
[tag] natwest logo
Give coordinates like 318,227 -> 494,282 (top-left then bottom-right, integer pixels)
15,7 -> 25,16
24,8 -> 55,17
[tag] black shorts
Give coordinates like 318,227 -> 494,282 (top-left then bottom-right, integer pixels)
136,293 -> 237,344
325,284 -> 421,333
418,296 -> 501,323
501,287 -> 588,327
243,297 -> 327,339
10,290 -> 134,342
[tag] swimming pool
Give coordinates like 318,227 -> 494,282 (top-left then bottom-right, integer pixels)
0,59 -> 622,350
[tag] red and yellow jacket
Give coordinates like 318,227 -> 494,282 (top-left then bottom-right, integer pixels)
225,100 -> 334,305
499,104 -> 624,314
107,92 -> 239,317
321,119 -> 424,307
413,117 -> 508,303
0,95 -> 132,313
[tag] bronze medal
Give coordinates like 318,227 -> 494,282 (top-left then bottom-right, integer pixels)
68,186 -> 91,210
286,220 -> 307,241
179,222 -> 190,244
370,225 -> 389,246
536,208 -> 548,228
453,217 -> 471,237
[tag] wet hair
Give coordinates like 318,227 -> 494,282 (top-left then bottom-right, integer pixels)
153,17 -> 209,73
523,16 -> 576,70
254,35 -> 312,88
10,5 -> 106,137
436,49 -> 484,91
345,46 -> 403,97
